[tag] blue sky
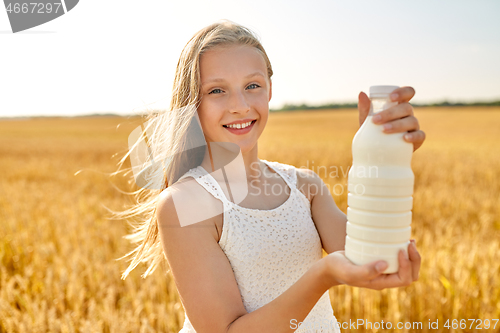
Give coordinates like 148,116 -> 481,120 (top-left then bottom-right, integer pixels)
1,0 -> 499,117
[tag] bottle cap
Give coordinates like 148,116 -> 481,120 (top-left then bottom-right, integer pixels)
369,85 -> 400,98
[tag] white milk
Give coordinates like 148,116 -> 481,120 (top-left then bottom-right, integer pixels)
345,85 -> 414,274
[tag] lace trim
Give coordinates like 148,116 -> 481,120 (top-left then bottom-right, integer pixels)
178,160 -> 298,207
176,160 -> 312,221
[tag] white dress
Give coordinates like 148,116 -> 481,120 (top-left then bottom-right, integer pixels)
176,159 -> 341,333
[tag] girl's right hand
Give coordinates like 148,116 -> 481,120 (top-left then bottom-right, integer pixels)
322,240 -> 421,290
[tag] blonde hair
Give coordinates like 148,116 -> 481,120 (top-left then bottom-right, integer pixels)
113,19 -> 273,279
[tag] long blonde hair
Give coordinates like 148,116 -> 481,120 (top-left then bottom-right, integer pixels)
113,19 -> 274,279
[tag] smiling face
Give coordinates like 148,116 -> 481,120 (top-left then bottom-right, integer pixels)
197,44 -> 272,154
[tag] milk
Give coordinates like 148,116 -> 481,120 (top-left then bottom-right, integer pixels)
345,85 -> 414,274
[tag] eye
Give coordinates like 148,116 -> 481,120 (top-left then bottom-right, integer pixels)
247,83 -> 260,90
208,88 -> 223,95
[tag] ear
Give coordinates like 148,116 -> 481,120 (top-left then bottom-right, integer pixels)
268,79 -> 272,102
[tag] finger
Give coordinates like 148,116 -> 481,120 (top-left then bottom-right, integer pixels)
408,239 -> 421,281
404,130 -> 426,152
357,260 -> 388,282
381,116 -> 420,134
397,249 -> 413,287
326,251 -> 385,286
358,91 -> 371,127
372,103 -> 414,124
366,272 -> 400,290
389,86 -> 416,104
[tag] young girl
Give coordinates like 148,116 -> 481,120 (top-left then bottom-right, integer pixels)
118,20 -> 424,333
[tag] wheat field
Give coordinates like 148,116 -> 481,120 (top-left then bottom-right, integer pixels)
0,107 -> 499,332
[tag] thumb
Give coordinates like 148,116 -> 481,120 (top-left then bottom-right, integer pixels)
362,260 -> 388,280
358,91 -> 371,127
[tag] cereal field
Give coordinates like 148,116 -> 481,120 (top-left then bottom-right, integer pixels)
0,107 -> 499,332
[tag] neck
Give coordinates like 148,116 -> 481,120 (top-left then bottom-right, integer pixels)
200,141 -> 264,182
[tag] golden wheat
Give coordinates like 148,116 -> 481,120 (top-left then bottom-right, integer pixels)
0,108 -> 499,332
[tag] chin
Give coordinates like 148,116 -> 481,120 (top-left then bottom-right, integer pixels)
237,142 -> 257,154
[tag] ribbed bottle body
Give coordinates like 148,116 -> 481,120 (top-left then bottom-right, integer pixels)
345,86 -> 414,274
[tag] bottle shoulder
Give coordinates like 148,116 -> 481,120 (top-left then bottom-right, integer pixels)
352,116 -> 413,167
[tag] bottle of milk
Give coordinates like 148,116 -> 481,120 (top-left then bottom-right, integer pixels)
345,85 -> 414,274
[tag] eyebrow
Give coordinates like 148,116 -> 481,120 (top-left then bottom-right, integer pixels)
201,71 -> 265,86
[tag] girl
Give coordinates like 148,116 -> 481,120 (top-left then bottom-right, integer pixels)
118,20 -> 424,333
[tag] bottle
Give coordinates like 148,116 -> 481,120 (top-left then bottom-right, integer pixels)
345,85 -> 414,274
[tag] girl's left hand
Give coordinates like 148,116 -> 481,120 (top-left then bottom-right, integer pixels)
358,86 -> 426,152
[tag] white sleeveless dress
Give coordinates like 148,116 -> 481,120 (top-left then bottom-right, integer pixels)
176,159 -> 341,333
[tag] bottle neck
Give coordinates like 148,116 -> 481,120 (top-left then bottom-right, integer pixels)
369,97 -> 398,115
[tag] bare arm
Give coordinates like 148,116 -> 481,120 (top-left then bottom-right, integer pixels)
296,168 -> 347,254
157,189 -> 246,332
226,259 -> 335,333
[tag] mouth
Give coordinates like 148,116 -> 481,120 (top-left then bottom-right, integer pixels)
222,119 -> 257,135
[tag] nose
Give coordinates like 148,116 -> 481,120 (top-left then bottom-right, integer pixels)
229,90 -> 250,114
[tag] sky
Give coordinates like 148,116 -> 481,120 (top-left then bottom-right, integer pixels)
1,0 -> 499,118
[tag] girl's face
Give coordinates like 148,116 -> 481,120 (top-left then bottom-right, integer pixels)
197,44 -> 272,154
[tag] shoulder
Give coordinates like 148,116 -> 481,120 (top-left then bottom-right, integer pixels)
156,186 -> 179,227
156,180 -> 222,245
156,174 -> 221,228
295,167 -> 324,203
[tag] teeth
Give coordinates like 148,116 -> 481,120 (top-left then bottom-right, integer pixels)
225,121 -> 253,129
